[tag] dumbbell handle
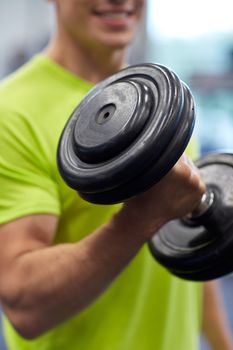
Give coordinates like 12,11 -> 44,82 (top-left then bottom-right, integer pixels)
183,188 -> 227,235
190,190 -> 215,218
183,189 -> 215,224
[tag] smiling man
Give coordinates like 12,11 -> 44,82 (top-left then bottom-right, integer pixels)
0,1 -> 231,350
47,0 -> 145,82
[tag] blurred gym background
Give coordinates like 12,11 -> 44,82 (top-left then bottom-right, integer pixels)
0,1 -> 233,349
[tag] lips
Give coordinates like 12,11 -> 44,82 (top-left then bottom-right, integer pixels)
94,11 -> 133,19
93,6 -> 135,19
91,3 -> 138,29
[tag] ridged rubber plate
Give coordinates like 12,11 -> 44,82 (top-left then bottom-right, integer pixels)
57,64 -> 195,204
149,152 -> 233,281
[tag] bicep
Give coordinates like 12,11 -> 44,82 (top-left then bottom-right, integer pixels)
0,214 -> 59,269
0,214 -> 58,333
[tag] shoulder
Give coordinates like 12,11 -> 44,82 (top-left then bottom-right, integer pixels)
0,56 -> 46,107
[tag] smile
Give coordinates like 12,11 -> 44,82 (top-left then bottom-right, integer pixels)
98,12 -> 132,18
93,8 -> 134,19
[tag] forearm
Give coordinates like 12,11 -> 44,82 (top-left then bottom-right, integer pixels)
202,281 -> 233,350
0,155 -> 206,339
1,210 -> 160,339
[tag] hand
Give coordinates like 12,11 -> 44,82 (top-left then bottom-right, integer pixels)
121,153 -> 206,239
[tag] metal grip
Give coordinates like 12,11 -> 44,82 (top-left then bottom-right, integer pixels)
190,190 -> 215,219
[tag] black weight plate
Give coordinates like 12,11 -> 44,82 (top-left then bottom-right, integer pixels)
149,152 -> 233,281
73,80 -> 153,163
57,63 -> 195,204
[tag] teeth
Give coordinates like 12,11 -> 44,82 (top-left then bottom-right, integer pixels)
99,12 -> 130,19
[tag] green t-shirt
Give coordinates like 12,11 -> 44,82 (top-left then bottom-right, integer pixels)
0,55 -> 202,350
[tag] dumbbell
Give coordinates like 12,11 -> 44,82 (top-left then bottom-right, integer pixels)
149,152 -> 233,281
57,63 -> 233,281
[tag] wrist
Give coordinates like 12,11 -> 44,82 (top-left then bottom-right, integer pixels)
112,202 -> 166,241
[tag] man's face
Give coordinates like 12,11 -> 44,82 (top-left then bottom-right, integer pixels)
54,0 -> 145,50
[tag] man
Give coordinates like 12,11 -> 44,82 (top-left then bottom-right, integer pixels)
0,1 -> 231,349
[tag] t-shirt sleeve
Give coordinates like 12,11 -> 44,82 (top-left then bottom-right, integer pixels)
0,107 -> 61,224
186,134 -> 200,160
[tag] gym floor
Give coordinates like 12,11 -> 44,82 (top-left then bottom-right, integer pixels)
0,274 -> 232,350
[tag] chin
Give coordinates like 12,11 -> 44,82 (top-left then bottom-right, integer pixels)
98,33 -> 135,50
104,41 -> 131,50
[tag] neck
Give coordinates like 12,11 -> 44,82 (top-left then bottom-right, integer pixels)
45,33 -> 127,84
